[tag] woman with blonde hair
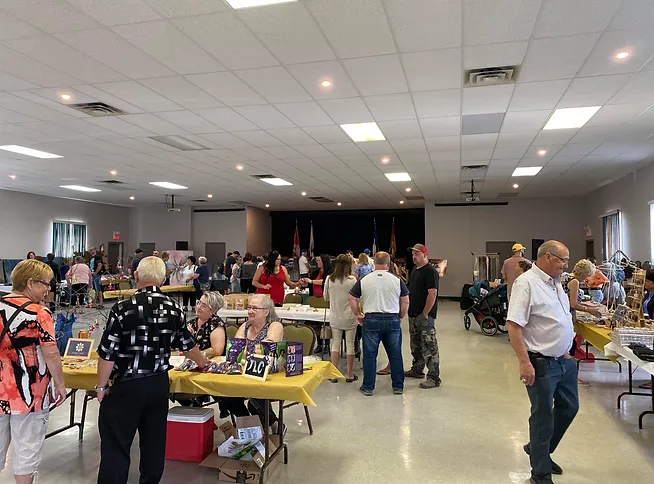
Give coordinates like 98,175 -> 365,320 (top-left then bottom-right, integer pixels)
355,253 -> 373,280
325,254 -> 358,383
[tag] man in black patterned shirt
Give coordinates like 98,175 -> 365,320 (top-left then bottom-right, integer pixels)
95,256 -> 209,484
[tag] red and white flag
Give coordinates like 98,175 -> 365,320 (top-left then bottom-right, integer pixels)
293,222 -> 301,258
309,221 -> 315,257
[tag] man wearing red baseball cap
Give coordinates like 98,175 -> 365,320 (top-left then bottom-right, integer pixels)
405,244 -> 441,388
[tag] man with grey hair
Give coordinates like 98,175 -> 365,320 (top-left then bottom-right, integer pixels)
348,251 -> 409,396
95,256 -> 209,484
507,240 -> 577,484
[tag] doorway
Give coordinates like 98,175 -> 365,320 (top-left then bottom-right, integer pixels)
486,241 -> 515,268
532,239 -> 545,261
107,242 -> 123,273
205,242 -> 226,276
139,242 -> 156,256
586,240 -> 595,260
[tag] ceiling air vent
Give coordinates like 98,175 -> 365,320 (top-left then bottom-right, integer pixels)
68,102 -> 127,117
191,199 -> 207,203
460,164 -> 488,180
229,200 -> 250,206
97,179 -> 133,191
498,192 -> 519,198
405,195 -> 424,201
99,179 -> 124,184
464,65 -> 520,87
309,196 -> 334,203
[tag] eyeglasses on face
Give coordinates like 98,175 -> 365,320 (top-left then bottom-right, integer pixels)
247,306 -> 265,311
34,279 -> 51,290
548,253 -> 570,264
197,301 -> 210,310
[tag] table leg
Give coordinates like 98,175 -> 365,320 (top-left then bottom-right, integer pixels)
577,341 -> 622,373
638,375 -> 654,430
46,389 -> 85,440
258,399 -> 287,484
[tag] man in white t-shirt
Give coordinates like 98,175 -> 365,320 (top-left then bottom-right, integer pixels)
298,250 -> 310,279
348,251 -> 408,396
507,240 -> 577,484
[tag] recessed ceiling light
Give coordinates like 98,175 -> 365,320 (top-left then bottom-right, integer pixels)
337,202 -> 342,206
385,172 -> 411,182
405,187 -> 412,192
225,0 -> 298,9
8,175 -> 16,179
110,169 -> 118,175
60,185 -> 101,192
60,94 -> 71,101
260,177 -> 293,186
149,181 -> 188,190
513,183 -> 519,189
537,150 -> 547,156
320,80 -> 332,88
265,204 -> 270,208
615,51 -> 630,60
207,194 -> 213,198
381,157 -> 390,164
130,196 -> 135,200
340,122 -> 386,142
543,106 -> 601,130
236,164 -> 244,171
301,191 -> 307,196
0,145 -> 63,159
512,167 -> 542,177
399,200 -> 405,204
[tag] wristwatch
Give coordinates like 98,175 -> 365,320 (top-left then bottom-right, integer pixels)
94,384 -> 109,392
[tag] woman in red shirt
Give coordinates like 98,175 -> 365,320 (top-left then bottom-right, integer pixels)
305,254 -> 332,298
253,251 -> 301,306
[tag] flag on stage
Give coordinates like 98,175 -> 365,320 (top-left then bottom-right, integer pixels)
389,217 -> 396,258
372,218 -> 378,255
309,221 -> 315,257
293,222 -> 300,258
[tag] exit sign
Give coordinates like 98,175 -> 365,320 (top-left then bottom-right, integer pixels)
113,231 -> 120,240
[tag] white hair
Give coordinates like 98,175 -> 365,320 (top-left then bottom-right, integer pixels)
202,291 -> 224,313
198,256 -> 207,265
135,256 -> 166,285
250,294 -> 278,324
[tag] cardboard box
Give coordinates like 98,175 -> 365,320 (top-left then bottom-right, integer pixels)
202,416 -> 282,483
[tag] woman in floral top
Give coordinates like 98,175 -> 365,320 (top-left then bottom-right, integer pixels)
188,291 -> 226,357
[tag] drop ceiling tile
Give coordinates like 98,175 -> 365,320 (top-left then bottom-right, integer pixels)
293,144 -> 333,158
323,143 -> 363,157
364,94 -> 415,121
286,61 -> 359,100
419,116 -> 461,137
123,113 -> 187,136
307,0 -> 396,58
462,84 -> 514,115
519,33 -> 600,82
500,110 -> 552,132
609,0 -> 654,30
377,120 -> 422,140
1,0 -> 100,34
66,0 -> 160,26
94,81 -> 182,112
0,92 -> 74,121
557,74 -> 631,108
384,0 -> 462,52
425,136 -> 460,151
302,125 -> 351,144
233,105 -> 295,130
586,103 -> 652,126
0,71 -> 39,91
342,55 -> 408,96
357,140 -> 393,155
533,0 -> 622,38
412,90 -> 461,118
85,116 -> 155,137
156,110 -> 221,134
266,128 -> 315,146
113,21 -> 225,75
462,133 -> 498,149
492,146 -> 528,159
143,0 -> 229,17
402,49 -> 462,91
199,133 -> 253,149
140,77 -> 223,110
463,41 -> 528,69
609,71 -> 654,104
274,101 -> 334,127
235,67 -> 311,104
172,13 -> 277,70
558,142 -> 601,157
0,11 -> 44,41
532,129 -> 578,145
389,138 -> 427,153
184,72 -> 267,107
463,0 -> 541,46
238,3 -> 334,64
318,98 -> 373,125
461,113 -> 505,135
508,80 -> 571,112
462,148 -> 493,162
0,46 -> 80,87
232,130 -> 285,148
398,152 -> 430,163
578,29 -> 654,77
194,108 -> 259,131
496,131 -> 538,147
570,126 -> 615,143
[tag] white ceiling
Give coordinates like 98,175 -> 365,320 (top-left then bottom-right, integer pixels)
0,0 -> 653,210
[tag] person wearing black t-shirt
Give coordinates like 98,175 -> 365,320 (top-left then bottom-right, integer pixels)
404,244 -> 441,388
90,247 -> 106,309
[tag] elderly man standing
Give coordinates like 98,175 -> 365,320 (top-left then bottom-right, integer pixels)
95,257 -> 209,484
502,243 -> 530,297
507,241 -> 578,484
348,251 -> 408,396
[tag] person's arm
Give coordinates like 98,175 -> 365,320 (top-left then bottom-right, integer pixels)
507,322 -> 535,385
95,358 -> 114,403
422,268 -> 438,317
263,322 -> 284,343
252,266 -> 270,290
282,266 -> 299,289
399,295 -> 409,319
348,279 -> 364,324
173,310 -> 209,367
96,308 -> 121,402
501,260 -> 507,281
506,280 -> 536,385
568,279 -> 601,317
323,276 -> 330,302
235,322 -> 247,338
205,326 -> 226,358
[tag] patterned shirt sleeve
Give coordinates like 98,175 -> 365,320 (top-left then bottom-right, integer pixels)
171,304 -> 196,352
97,307 -> 122,361
37,308 -> 56,346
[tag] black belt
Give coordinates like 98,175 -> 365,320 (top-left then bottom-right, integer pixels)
528,351 -> 563,360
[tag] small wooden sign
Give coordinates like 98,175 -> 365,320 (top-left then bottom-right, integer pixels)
612,304 -> 629,327
64,338 -> 93,359
285,342 -> 304,377
242,354 -> 269,381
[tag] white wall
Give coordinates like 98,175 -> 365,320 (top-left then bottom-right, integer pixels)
425,198 -> 585,297
0,189 -> 130,259
191,210 -> 247,257
246,206 -> 271,256
128,205 -> 192,254
583,164 -> 654,262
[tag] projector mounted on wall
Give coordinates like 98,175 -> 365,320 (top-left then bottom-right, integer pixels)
166,194 -> 181,212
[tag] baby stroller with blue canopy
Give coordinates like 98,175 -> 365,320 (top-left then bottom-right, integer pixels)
463,281 -> 508,336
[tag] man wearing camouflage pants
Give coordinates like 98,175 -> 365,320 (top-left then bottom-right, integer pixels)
404,244 -> 441,388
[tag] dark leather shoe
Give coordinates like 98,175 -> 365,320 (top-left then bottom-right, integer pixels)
530,477 -> 554,484
524,443 -> 562,475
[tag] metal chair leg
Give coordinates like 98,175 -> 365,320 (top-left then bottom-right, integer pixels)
303,405 -> 314,435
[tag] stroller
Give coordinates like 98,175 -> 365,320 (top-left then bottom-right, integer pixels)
463,281 -> 508,336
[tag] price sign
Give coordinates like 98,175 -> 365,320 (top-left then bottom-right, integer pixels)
612,304 -> 628,327
285,342 -> 304,377
64,338 -> 93,359
242,354 -> 269,381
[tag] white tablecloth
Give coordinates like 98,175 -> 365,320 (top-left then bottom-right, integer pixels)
605,341 -> 654,376
218,308 -> 330,323
0,285 -> 12,293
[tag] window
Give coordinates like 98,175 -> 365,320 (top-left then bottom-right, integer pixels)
602,211 -> 621,259
52,221 -> 87,257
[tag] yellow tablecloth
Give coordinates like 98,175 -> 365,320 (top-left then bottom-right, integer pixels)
103,285 -> 195,300
574,320 -> 617,362
63,361 -> 342,407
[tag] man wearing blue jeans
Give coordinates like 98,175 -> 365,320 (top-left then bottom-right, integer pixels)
348,251 -> 409,396
507,240 -> 579,484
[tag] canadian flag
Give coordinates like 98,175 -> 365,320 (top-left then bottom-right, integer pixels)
293,222 -> 300,258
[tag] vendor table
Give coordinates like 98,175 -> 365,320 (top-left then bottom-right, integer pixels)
219,308 -> 330,325
103,284 -> 194,300
573,320 -> 621,371
604,342 -> 654,429
101,277 -> 130,286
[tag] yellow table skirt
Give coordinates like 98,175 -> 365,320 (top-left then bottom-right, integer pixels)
574,320 -> 617,362
63,361 -> 343,407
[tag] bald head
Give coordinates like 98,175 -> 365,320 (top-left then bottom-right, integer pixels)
374,251 -> 390,269
536,240 -> 569,278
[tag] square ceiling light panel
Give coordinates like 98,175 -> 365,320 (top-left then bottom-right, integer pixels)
340,122 -> 386,142
385,172 -> 412,182
543,106 -> 601,130
512,166 -> 542,177
225,0 -> 298,8
461,113 -> 506,135
260,177 -> 293,186
149,182 -> 188,189
60,185 -> 101,192
0,145 -> 63,159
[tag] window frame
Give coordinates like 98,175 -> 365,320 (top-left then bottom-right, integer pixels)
52,220 -> 87,257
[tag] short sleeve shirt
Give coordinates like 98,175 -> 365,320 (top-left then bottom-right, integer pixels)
407,264 -> 439,318
350,270 -> 409,314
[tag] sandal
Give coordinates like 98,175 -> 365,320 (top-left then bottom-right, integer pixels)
346,374 -> 359,383
376,368 -> 391,375
329,378 -> 338,383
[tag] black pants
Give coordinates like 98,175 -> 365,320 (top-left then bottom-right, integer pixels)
247,399 -> 278,426
98,373 -> 169,484
70,283 -> 88,307
182,292 -> 196,309
240,279 -> 253,294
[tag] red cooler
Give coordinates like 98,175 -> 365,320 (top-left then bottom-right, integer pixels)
165,406 -> 214,462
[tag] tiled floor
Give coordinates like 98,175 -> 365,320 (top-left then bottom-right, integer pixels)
5,301 -> 654,483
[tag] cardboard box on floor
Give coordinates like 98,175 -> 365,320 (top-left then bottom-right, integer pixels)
200,415 -> 282,483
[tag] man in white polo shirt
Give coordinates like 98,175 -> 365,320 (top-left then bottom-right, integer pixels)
507,240 -> 578,484
348,251 -> 409,396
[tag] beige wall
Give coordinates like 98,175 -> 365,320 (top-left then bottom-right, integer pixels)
425,198 -> 585,297
246,207 -> 271,257
191,210 -> 247,258
127,205 -> 192,255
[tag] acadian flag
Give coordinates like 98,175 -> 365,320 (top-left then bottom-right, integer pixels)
293,222 -> 300,258
372,218 -> 378,255
309,221 -> 315,257
389,217 -> 396,258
